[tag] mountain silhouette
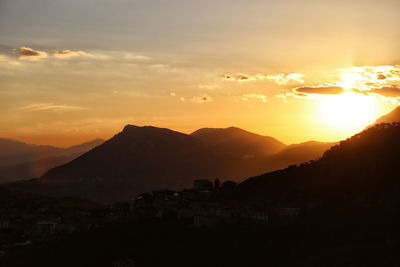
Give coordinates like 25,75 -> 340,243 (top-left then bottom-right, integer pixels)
235,123 -> 400,211
191,127 -> 286,158
6,125 -> 333,203
8,126 -> 232,202
0,138 -> 104,182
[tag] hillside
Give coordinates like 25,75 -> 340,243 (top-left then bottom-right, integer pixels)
236,123 -> 400,208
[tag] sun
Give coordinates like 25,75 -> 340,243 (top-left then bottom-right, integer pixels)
317,91 -> 379,135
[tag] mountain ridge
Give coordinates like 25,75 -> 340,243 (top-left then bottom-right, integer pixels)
191,126 -> 286,158
6,125 -> 332,203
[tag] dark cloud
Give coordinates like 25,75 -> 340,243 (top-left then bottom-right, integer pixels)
377,74 -> 386,80
238,75 -> 250,81
222,74 -> 234,80
222,74 -> 253,81
18,47 -> 47,60
20,47 -> 40,56
294,86 -> 344,95
370,86 -> 400,97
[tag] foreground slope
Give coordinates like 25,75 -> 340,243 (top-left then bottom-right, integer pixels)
237,123 -> 400,206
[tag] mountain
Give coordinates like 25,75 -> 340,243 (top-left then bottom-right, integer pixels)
373,106 -> 400,125
5,125 -> 335,203
7,126 -> 232,202
235,123 -> 400,210
190,128 -> 334,177
0,138 -> 104,183
191,127 -> 286,158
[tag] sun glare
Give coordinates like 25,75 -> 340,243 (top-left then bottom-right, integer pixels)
341,73 -> 358,89
317,91 -> 379,135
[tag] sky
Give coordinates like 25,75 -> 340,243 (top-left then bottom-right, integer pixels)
0,0 -> 400,147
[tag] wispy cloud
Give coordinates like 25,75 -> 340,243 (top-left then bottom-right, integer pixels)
124,53 -> 151,61
257,73 -> 304,85
53,49 -> 92,58
17,103 -> 89,112
223,73 -> 304,85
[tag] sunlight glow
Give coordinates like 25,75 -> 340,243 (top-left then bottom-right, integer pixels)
341,73 -> 358,89
317,92 -> 379,134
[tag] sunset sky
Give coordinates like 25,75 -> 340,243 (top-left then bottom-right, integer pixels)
1,0 -> 400,147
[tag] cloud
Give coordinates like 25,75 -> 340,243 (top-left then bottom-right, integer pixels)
223,74 -> 235,81
17,103 -> 89,112
294,86 -> 344,95
281,86 -> 344,101
237,74 -> 256,82
258,73 -> 304,85
222,73 -> 304,85
377,74 -> 386,80
369,86 -> 400,98
18,47 -> 48,60
241,94 -> 267,103
53,50 -> 91,58
336,65 -> 400,90
191,95 -> 213,103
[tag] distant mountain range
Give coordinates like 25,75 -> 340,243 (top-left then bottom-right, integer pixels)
5,106 -> 400,203
4,126 -> 332,202
0,139 -> 104,182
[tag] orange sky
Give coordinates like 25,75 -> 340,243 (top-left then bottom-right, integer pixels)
0,0 -> 399,147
